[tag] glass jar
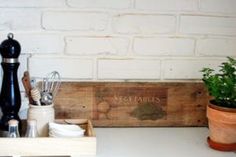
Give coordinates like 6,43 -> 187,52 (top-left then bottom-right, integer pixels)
7,119 -> 20,138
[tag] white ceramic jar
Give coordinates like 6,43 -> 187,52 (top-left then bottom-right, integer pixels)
27,104 -> 55,137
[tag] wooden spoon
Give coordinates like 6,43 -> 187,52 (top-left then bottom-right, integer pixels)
31,87 -> 41,106
22,71 -> 33,104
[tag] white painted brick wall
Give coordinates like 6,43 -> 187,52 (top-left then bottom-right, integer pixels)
0,9 -> 41,30
29,56 -> 94,79
66,36 -> 130,55
0,0 -> 66,7
180,15 -> 236,36
98,59 -> 161,79
163,59 -> 225,79
15,34 -> 64,54
135,0 -> 198,11
200,0 -> 236,14
0,0 -> 235,84
133,37 -> 195,56
196,38 -> 236,56
42,11 -> 109,31
67,0 -> 132,9
112,14 -> 176,34
0,0 -> 235,112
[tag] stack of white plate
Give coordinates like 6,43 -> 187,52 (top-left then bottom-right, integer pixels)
49,122 -> 85,137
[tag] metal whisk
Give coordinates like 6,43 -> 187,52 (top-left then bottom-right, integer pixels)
41,71 -> 61,105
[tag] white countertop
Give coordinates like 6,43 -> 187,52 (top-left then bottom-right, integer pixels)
94,127 -> 236,157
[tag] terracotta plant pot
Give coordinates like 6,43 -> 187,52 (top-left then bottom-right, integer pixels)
207,103 -> 236,151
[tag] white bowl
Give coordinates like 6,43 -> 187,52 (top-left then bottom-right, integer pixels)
49,122 -> 85,137
49,122 -> 83,131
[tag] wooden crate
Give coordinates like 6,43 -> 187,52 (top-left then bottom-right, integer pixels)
55,82 -> 209,127
0,119 -> 96,157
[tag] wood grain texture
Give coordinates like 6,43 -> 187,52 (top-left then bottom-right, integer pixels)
54,82 -> 209,127
0,119 -> 96,157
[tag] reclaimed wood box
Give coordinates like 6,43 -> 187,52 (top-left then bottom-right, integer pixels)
0,119 -> 96,157
55,82 -> 208,127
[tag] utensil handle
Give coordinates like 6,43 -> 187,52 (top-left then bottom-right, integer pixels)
22,71 -> 33,104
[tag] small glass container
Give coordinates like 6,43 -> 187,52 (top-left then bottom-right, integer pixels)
25,119 -> 38,138
7,119 -> 20,138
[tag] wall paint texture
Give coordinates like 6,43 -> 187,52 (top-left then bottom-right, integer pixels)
0,0 -> 235,116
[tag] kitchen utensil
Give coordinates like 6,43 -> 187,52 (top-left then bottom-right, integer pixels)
30,87 -> 41,106
22,71 -> 33,104
41,71 -> 60,105
40,92 -> 53,105
30,78 -> 37,89
0,33 -> 22,132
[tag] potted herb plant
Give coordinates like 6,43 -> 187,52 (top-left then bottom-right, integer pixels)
201,57 -> 236,151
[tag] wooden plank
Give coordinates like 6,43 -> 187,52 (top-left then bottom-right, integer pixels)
0,119 -> 96,157
55,82 -> 209,127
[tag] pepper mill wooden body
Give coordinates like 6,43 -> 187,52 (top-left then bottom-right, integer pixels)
0,33 -> 21,132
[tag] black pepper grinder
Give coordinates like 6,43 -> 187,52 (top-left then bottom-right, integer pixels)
0,33 -> 21,132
